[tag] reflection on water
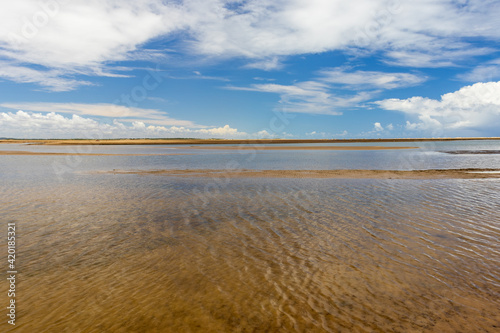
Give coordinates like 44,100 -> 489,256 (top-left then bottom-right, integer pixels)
1,175 -> 499,332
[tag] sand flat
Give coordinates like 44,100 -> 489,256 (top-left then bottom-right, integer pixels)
97,168 -> 500,179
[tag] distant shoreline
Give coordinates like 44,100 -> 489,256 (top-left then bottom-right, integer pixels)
1,137 -> 499,146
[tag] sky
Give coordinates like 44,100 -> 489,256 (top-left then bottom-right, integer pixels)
1,0 -> 500,139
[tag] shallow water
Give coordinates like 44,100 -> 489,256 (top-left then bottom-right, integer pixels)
1,141 -> 500,332
1,140 -> 500,173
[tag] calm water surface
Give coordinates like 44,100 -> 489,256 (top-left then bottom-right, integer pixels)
0,141 -> 499,332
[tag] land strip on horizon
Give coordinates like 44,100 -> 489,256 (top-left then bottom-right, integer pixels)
0,137 -> 499,146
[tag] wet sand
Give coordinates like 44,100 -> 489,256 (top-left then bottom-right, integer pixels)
98,168 -> 500,179
1,137 -> 499,145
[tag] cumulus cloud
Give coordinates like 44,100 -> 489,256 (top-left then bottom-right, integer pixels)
375,81 -> 500,132
0,110 -> 251,139
1,1 -> 500,89
373,122 -> 384,131
371,122 -> 393,133
197,124 -> 241,136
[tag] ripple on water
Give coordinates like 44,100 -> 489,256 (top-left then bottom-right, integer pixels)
1,177 -> 499,332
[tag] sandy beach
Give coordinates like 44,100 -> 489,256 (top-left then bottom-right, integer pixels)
97,168 -> 500,179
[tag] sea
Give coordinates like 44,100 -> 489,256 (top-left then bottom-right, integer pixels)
1,140 -> 499,332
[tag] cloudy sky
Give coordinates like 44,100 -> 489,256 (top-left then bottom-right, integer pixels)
1,0 -> 500,139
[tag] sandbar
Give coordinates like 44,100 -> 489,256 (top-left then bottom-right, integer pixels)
96,168 -> 500,179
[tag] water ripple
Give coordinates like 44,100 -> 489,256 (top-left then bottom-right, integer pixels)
1,178 -> 499,332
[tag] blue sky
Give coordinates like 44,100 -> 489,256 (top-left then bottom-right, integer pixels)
1,0 -> 500,139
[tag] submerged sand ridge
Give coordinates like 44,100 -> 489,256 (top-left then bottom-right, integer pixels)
96,168 -> 500,179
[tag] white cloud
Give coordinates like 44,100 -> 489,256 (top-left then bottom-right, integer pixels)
0,0 -> 183,89
0,62 -> 92,91
255,129 -> 275,138
0,102 -> 198,127
332,130 -> 348,137
244,57 -> 283,71
229,82 -> 374,115
228,67 -> 423,115
183,0 -> 377,58
183,0 -> 500,67
0,0 -> 180,68
383,47 -> 494,68
197,124 -> 244,137
0,110 -> 252,139
371,122 -> 393,133
305,129 -> 347,138
375,81 -> 500,132
457,59 -> 500,82
305,130 -> 328,138
166,72 -> 230,81
2,1 -> 500,89
318,68 -> 427,89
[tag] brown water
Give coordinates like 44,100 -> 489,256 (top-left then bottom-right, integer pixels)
1,175 -> 500,332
